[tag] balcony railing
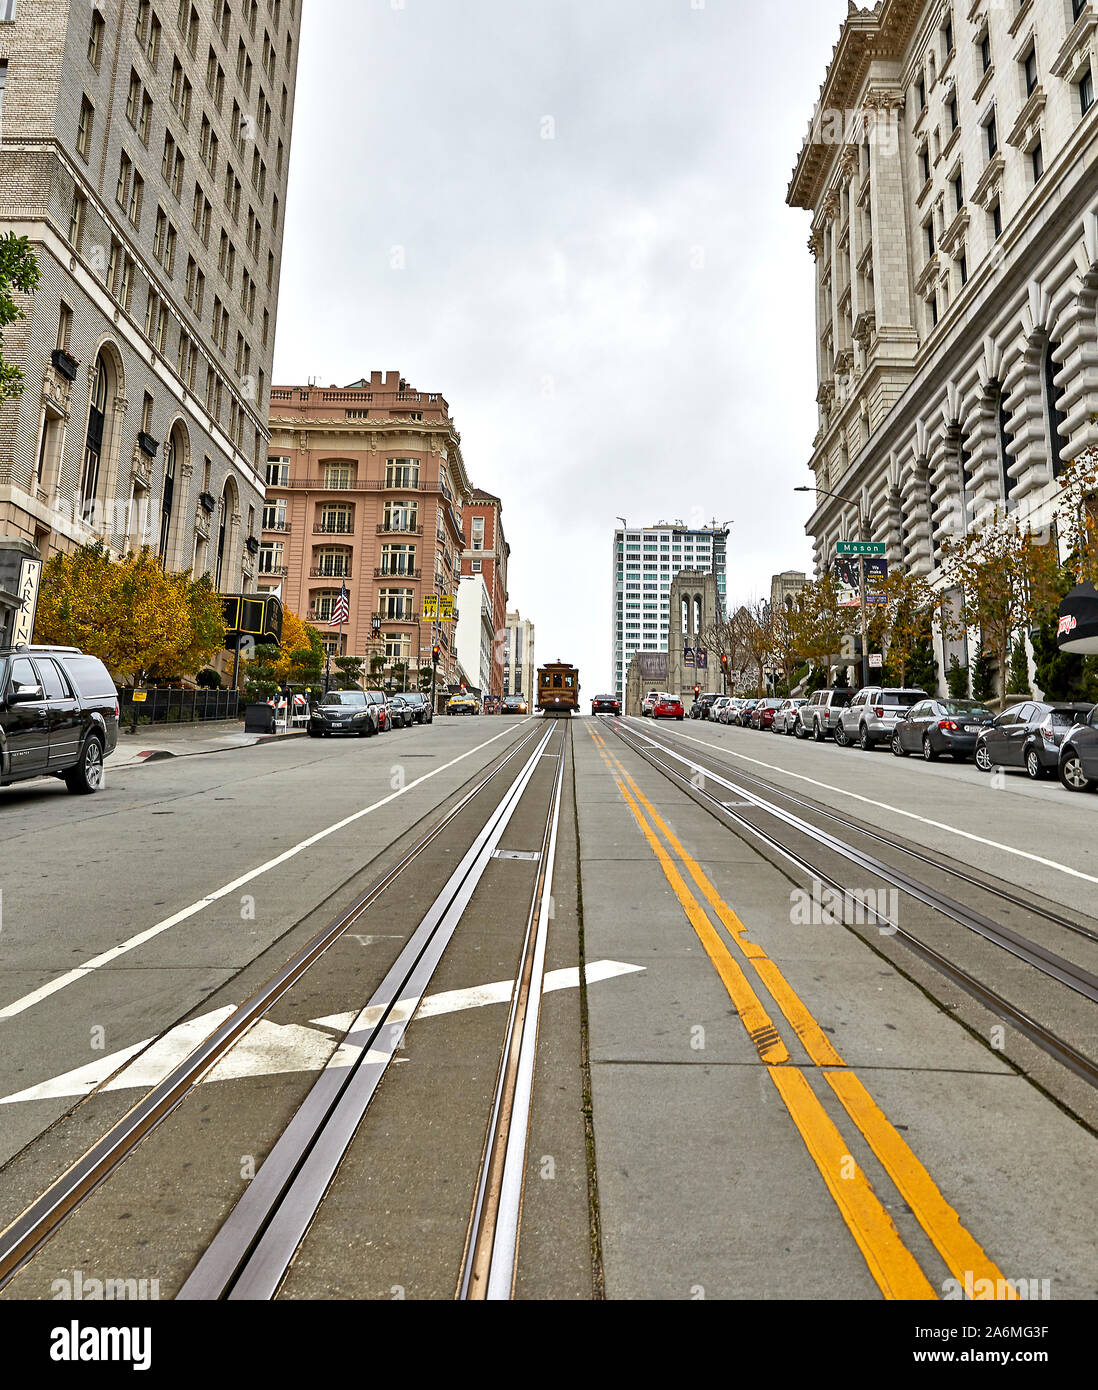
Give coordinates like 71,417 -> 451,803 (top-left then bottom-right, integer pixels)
314,522 -> 354,534
310,566 -> 352,579
277,478 -> 453,495
375,567 -> 422,579
257,565 -> 288,577
263,521 -> 291,533
377,522 -> 423,535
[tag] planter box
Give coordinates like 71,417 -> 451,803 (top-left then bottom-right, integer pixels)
199,492 -> 217,514
137,431 -> 160,457
50,348 -> 79,381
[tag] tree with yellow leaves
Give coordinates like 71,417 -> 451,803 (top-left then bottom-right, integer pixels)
34,543 -> 226,684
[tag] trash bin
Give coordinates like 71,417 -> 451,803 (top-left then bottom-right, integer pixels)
244,702 -> 276,734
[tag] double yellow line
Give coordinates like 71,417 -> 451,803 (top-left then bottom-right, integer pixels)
587,725 -> 1013,1301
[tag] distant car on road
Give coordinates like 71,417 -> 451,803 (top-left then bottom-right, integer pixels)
447,692 -> 480,716
890,698 -> 994,761
0,645 -> 118,794
591,693 -> 621,714
1058,707 -> 1098,792
720,698 -> 748,725
307,689 -> 380,738
641,690 -> 660,717
710,696 -> 731,723
401,692 -> 433,724
749,698 -> 784,730
652,693 -> 685,721
975,701 -> 1094,777
732,698 -> 760,728
503,694 -> 529,714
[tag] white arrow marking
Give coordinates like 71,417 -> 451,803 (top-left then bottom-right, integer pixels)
0,960 -> 644,1105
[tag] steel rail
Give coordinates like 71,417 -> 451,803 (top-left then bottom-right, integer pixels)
611,717 -> 1098,945
459,731 -> 567,1300
179,723 -> 560,1300
0,722 -> 544,1293
603,719 -> 1098,1091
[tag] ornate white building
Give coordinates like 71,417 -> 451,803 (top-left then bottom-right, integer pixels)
788,0 -> 1098,675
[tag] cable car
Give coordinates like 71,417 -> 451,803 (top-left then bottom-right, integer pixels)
536,661 -> 580,715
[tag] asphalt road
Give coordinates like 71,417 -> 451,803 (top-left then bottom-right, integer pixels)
0,711 -> 1095,1303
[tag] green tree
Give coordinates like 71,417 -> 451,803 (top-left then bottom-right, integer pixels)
971,641 -> 995,701
946,654 -> 969,700
334,655 -> 364,689
0,233 -> 40,399
1006,640 -> 1032,698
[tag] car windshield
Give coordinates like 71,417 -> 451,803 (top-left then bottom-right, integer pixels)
880,691 -> 923,706
327,691 -> 366,707
941,700 -> 990,716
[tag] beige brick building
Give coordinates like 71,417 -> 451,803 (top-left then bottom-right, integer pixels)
502,608 -> 534,699
0,0 -> 300,601
788,0 -> 1098,680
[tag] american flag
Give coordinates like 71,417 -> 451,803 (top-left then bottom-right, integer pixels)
328,584 -> 349,627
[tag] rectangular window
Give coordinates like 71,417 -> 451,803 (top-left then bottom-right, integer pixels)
385,458 -> 419,489
1023,45 -> 1038,99
1031,140 -> 1044,183
88,9 -> 105,68
1079,67 -> 1094,117
985,111 -> 998,160
76,96 -> 94,158
68,190 -> 84,246
116,152 -> 132,207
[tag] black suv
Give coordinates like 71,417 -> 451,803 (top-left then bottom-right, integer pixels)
400,692 -> 433,724
0,645 -> 118,794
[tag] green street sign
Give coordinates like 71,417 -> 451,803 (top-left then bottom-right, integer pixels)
836,540 -> 886,556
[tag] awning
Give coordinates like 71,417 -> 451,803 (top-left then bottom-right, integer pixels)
1056,583 -> 1098,655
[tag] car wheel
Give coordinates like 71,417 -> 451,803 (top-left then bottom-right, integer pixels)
833,722 -> 848,747
858,724 -> 873,751
922,734 -> 938,762
1024,746 -> 1047,780
975,744 -> 993,773
793,718 -> 805,740
813,720 -> 825,743
1059,752 -> 1097,793
891,732 -> 907,758
64,733 -> 105,795
308,727 -> 319,738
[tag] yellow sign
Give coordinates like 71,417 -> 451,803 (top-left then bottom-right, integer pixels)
439,594 -> 455,622
132,691 -> 148,703
422,594 -> 439,620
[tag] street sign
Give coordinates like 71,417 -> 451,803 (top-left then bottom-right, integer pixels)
132,691 -> 148,703
11,557 -> 42,646
836,540 -> 886,556
439,594 -> 455,622
422,594 -> 439,620
868,654 -> 883,669
683,646 -> 695,668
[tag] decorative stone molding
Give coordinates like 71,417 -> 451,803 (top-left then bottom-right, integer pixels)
971,152 -> 1005,210
1007,87 -> 1046,151
42,364 -> 74,420
853,310 -> 876,352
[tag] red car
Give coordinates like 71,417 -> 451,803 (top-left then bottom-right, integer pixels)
750,698 -> 784,730
652,694 -> 685,721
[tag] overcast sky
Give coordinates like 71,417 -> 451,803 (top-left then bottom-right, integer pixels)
272,0 -> 851,693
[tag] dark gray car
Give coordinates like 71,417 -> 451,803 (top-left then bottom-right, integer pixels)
975,702 -> 1094,778
401,692 -> 433,724
890,698 -> 994,762
0,645 -> 118,793
307,689 -> 380,737
1059,707 -> 1098,791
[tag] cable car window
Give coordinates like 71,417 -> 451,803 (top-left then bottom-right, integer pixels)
553,674 -> 563,687
564,675 -> 575,688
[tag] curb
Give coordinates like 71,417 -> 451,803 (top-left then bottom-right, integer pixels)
116,729 -> 308,769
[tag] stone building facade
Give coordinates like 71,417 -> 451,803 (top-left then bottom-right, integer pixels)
502,608 -> 534,698
0,0 -> 300,595
262,373 -> 471,688
459,487 -> 508,696
788,0 -> 1098,680
667,570 -> 723,699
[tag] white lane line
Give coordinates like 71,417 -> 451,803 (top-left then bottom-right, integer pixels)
0,961 -> 644,1105
626,720 -> 1098,887
0,722 -> 533,1022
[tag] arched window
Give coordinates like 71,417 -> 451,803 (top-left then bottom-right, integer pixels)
81,352 -> 110,524
681,597 -> 688,635
693,596 -> 701,634
159,427 -> 179,565
1044,340 -> 1067,479
214,492 -> 227,590
997,386 -> 1016,502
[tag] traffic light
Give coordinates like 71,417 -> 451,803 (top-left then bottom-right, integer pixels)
720,653 -> 729,672
460,682 -> 466,694
432,643 -> 441,665
693,684 -> 701,698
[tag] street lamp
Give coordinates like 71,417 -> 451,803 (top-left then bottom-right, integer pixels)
794,484 -> 871,689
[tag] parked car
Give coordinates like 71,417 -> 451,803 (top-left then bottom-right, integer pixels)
641,690 -> 660,717
591,693 -> 621,714
400,692 -> 433,724
692,693 -> 720,720
772,698 -> 808,735
503,694 -> 529,714
308,689 -> 380,738
652,693 -> 685,721
834,686 -> 927,750
720,698 -> 748,725
796,686 -> 856,741
0,645 -> 118,795
975,701 -> 1094,777
710,696 -> 731,723
732,698 -> 760,727
749,697 -> 784,730
1058,707 -> 1098,792
447,692 -> 480,716
890,698 -> 995,761
363,690 -> 391,731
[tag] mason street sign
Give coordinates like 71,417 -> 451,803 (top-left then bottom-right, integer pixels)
836,540 -> 886,556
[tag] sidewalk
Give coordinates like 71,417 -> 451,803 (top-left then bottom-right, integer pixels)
112,719 -> 307,769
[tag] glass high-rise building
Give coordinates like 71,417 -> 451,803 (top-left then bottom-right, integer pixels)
611,520 -> 729,702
